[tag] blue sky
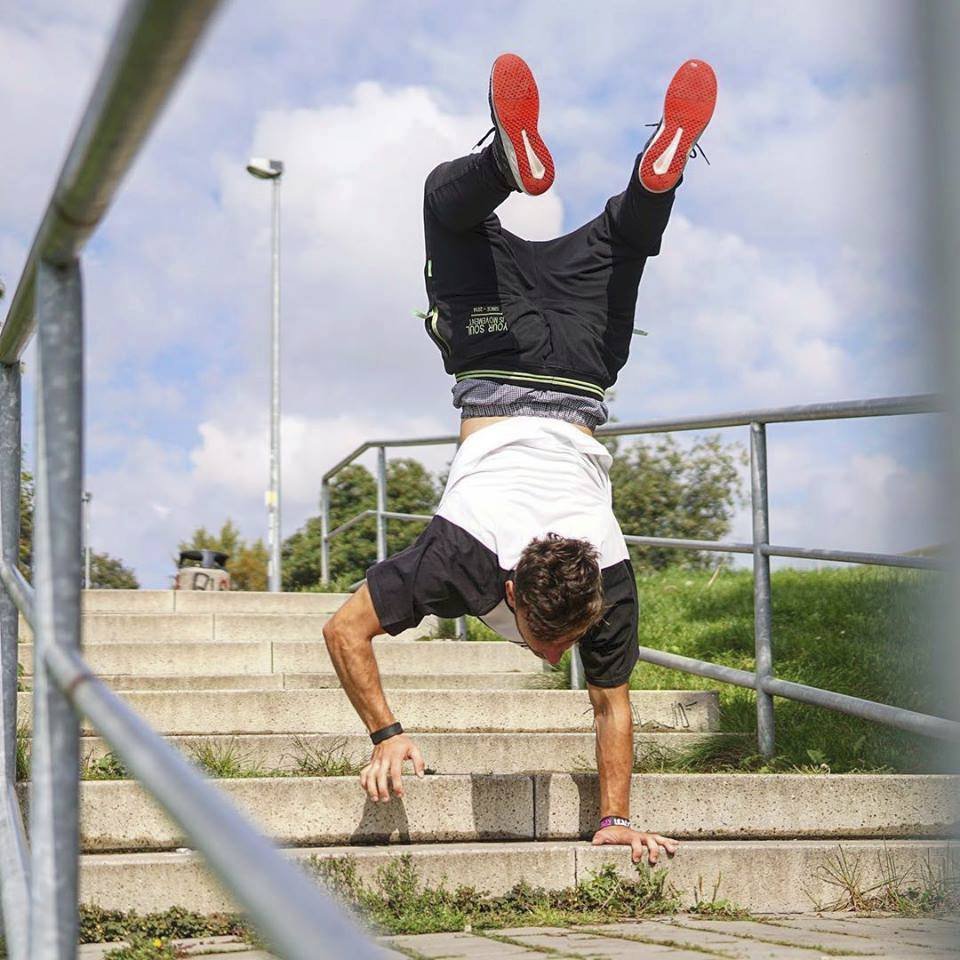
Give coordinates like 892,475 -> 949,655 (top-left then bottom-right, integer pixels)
1,1 -> 942,587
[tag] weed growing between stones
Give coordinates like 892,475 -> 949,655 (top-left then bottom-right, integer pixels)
67,737 -> 363,781
81,751 -> 129,780
78,904 -> 251,944
287,736 -> 364,777
187,739 -> 262,779
102,937 -> 179,960
688,874 -> 752,920
309,854 -> 681,935
810,845 -> 960,915
632,735 -> 894,775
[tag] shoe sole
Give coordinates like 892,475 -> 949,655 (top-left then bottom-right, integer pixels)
639,59 -> 717,193
489,53 -> 555,196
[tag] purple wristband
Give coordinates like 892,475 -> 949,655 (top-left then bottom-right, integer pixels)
599,816 -> 631,830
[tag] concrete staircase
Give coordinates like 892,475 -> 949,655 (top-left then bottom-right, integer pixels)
16,590 -> 960,917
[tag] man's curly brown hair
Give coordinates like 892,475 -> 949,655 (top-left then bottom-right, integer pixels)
513,533 -> 604,644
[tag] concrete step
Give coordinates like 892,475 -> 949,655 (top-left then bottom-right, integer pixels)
19,612 -> 439,644
78,590 -> 352,614
95,672 -> 563,691
18,638 -> 542,677
18,689 -> 718,735
78,732 -> 723,774
78,839 -> 959,914
26,774 -> 957,852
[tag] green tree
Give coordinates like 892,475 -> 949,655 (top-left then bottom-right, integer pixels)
177,519 -> 269,591
282,458 -> 440,590
88,552 -> 139,589
19,469 -> 33,577
608,434 -> 745,572
17,472 -> 139,586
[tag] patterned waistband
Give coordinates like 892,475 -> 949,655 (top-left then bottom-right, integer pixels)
452,378 -> 609,429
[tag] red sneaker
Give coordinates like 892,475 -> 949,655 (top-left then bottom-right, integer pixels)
488,53 -> 555,196
639,59 -> 717,193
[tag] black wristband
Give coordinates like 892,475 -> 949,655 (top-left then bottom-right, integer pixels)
371,722 -> 403,745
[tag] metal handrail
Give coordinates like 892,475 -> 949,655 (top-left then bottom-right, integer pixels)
320,393 -> 957,752
0,3 -> 381,958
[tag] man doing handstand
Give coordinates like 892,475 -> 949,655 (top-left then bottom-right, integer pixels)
324,54 -> 717,865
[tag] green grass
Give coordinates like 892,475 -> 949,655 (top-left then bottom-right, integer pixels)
286,735 -> 364,777
623,567 -> 952,773
18,734 -> 363,783
310,854 -> 681,935
81,751 -> 130,780
78,904 -> 251,946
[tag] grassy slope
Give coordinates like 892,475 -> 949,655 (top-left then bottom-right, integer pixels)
629,566 -> 953,773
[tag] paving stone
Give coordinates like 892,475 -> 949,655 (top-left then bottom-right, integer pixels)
669,915 -> 926,954
389,920 -> 960,959
384,931 -> 535,958
494,927 -> 716,958
175,936 -> 252,955
577,920 -> 824,959
769,914 -> 960,950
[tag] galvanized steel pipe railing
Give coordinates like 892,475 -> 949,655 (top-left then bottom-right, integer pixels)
319,393 -> 950,754
0,2 -> 385,958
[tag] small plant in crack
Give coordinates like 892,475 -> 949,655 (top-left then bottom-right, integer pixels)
287,736 -> 363,777
809,844 -> 960,915
188,739 -> 262,779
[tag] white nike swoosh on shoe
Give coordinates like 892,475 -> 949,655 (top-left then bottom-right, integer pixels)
652,126 -> 684,175
521,129 -> 546,180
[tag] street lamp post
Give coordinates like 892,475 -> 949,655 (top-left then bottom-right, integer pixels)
81,491 -> 92,588
246,157 -> 284,592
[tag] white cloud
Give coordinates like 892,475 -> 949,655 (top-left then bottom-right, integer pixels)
90,406 -> 455,587
4,0 -> 939,589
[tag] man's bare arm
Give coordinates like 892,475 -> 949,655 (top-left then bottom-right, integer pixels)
322,584 -> 424,801
589,681 -> 678,865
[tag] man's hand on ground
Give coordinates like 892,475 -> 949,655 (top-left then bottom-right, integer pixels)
591,825 -> 679,865
360,734 -> 426,802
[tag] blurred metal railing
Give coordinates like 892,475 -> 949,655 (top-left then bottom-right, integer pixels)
321,394 -> 959,756
0,3 -> 383,959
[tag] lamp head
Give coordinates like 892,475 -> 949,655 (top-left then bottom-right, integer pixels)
246,157 -> 284,180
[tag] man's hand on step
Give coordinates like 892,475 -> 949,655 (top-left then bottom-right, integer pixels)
360,734 -> 426,802
591,825 -> 679,865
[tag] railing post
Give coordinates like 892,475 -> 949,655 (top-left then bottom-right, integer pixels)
29,259 -> 83,958
750,420 -> 776,758
376,445 -> 387,563
455,615 -> 468,640
320,480 -> 330,585
0,360 -> 30,960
